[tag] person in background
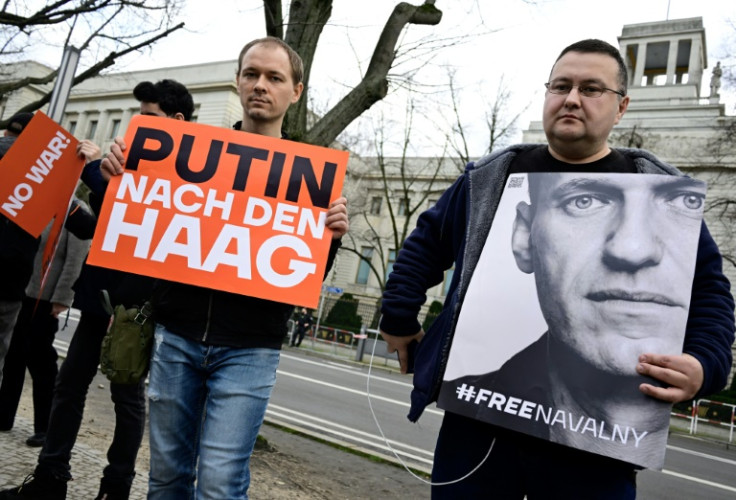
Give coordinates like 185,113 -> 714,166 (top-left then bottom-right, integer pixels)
0,112 -> 39,386
0,80 -> 195,500
0,185 -> 91,447
290,307 -> 313,347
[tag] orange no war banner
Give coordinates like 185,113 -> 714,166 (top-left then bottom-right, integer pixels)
87,115 -> 348,308
0,112 -> 82,237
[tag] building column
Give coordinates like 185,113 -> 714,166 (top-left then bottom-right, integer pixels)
76,112 -> 88,141
666,39 -> 678,85
97,110 -> 109,143
121,108 -> 134,133
688,36 -> 703,96
632,42 -> 647,87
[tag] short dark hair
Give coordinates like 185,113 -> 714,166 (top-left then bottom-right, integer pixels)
5,111 -> 34,136
553,39 -> 628,96
133,79 -> 194,121
236,37 -> 304,85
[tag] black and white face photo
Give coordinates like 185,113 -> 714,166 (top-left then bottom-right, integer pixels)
512,173 -> 705,375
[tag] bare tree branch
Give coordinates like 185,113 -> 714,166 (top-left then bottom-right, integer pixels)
289,1 -> 442,146
0,20 -> 184,128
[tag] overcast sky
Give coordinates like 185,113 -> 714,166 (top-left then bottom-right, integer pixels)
27,0 -> 736,156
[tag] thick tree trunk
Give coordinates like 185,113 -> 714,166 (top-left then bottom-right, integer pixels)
263,0 -> 284,39
283,0 -> 333,141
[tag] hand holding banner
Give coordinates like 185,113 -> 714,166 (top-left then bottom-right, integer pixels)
0,112 -> 82,238
88,115 -> 348,308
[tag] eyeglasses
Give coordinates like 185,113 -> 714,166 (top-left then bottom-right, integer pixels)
545,82 -> 625,98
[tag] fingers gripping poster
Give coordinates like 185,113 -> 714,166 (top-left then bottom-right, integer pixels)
87,115 -> 348,308
437,172 -> 706,470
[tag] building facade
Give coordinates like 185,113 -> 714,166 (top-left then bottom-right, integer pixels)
1,19 -> 734,367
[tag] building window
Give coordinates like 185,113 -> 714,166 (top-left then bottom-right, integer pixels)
68,121 -> 77,135
87,120 -> 98,140
356,247 -> 373,284
109,119 -> 121,138
427,198 -> 437,209
370,196 -> 382,215
397,198 -> 410,216
385,249 -> 397,282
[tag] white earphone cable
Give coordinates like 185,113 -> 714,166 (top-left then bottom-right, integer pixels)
364,334 -> 495,486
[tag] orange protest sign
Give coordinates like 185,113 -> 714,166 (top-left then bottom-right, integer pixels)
87,115 -> 348,308
0,112 -> 82,238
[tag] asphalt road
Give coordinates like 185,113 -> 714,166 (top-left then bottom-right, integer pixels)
271,350 -> 736,498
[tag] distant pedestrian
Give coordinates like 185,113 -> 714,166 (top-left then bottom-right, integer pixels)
291,308 -> 313,347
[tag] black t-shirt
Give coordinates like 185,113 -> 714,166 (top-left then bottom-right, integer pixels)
509,145 -> 636,174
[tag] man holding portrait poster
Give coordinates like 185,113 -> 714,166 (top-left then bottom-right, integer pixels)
439,171 -> 707,470
379,38 -> 734,499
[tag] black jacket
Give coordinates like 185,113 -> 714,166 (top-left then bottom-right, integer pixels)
72,160 -> 155,316
0,216 -> 39,301
151,239 -> 341,349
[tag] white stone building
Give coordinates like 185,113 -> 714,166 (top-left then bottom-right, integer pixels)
1,18 -> 734,369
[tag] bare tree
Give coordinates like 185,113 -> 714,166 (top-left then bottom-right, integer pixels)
263,0 -> 443,146
0,0 -> 185,127
718,19 -> 735,92
343,99 -> 453,293
340,66 -> 534,301
445,70 -> 530,171
702,119 -> 736,269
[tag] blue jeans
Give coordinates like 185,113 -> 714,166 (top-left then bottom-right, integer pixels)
431,412 -> 637,499
147,326 -> 280,500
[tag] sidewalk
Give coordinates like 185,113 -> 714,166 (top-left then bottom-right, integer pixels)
0,380 -> 149,498
0,343 -> 428,500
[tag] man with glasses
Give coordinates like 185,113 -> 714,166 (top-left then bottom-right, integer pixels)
379,39 -> 734,498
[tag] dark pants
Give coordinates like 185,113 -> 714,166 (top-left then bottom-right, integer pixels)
431,412 -> 637,499
0,297 -> 59,433
35,312 -> 146,489
291,328 -> 307,347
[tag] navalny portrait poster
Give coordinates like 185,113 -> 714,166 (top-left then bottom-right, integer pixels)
437,172 -> 706,470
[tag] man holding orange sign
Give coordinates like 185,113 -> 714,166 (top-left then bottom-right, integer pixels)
99,37 -> 348,499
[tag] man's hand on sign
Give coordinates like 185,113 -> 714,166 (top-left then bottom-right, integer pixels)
637,352 -> 704,403
100,136 -> 127,181
76,140 -> 102,163
325,197 -> 348,239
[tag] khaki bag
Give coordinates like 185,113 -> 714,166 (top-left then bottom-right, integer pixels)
99,290 -> 155,384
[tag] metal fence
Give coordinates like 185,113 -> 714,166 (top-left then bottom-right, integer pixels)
289,317 -> 736,445
671,398 -> 735,443
313,292 -> 438,331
